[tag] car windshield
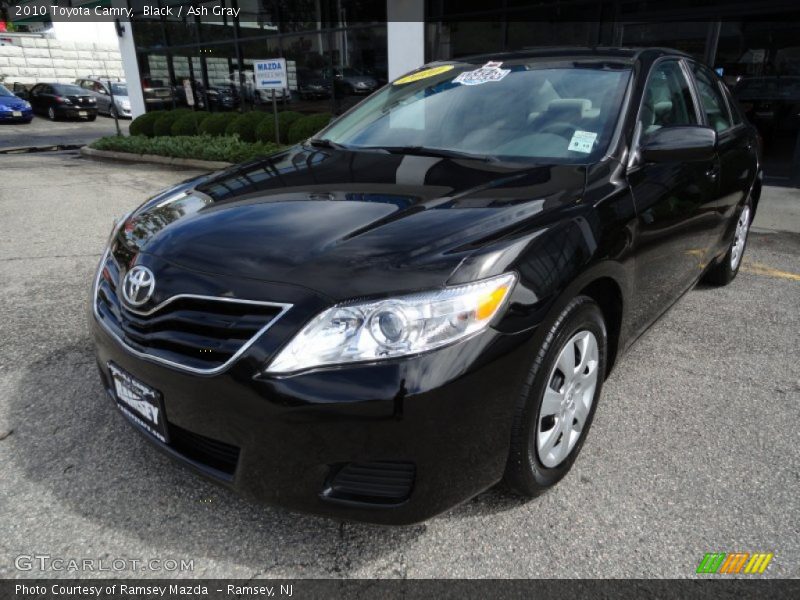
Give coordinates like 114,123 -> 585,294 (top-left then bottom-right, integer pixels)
54,84 -> 85,95
320,60 -> 632,163
111,83 -> 128,95
0,84 -> 14,97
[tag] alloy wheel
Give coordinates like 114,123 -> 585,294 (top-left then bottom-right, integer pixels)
48,107 -> 55,120
536,330 -> 599,468
730,205 -> 751,270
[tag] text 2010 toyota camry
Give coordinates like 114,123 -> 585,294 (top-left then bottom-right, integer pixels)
91,48 -> 760,524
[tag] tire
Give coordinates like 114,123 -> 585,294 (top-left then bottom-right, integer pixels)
503,296 -> 607,497
703,197 -> 753,286
87,115 -> 97,122
109,106 -> 118,119
47,107 -> 57,121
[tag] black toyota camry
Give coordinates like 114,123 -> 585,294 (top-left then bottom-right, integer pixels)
91,48 -> 760,524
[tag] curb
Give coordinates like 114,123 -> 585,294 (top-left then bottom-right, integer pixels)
80,146 -> 232,170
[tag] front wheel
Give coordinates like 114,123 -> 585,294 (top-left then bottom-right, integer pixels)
504,296 -> 607,497
703,198 -> 753,286
47,106 -> 57,121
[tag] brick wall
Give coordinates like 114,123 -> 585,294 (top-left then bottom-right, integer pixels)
0,34 -> 123,86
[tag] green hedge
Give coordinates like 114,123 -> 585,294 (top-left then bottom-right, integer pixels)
171,111 -> 209,136
286,113 -> 333,144
198,112 -> 238,137
225,111 -> 269,142
129,111 -> 162,137
255,111 -> 304,144
152,109 -> 192,137
90,135 -> 284,164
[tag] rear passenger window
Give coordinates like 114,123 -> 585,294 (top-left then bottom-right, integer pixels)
639,61 -> 698,137
692,65 -> 733,132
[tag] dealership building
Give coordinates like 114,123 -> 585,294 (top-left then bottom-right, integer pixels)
86,0 -> 800,184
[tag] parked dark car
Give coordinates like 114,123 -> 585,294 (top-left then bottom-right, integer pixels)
91,48 -> 760,525
0,83 -> 33,123
205,85 -> 239,110
322,66 -> 379,97
27,83 -> 97,120
297,68 -> 332,100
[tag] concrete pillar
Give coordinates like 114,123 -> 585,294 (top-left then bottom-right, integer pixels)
387,0 -> 425,80
113,0 -> 146,118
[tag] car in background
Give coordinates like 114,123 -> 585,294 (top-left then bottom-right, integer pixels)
297,69 -> 332,100
141,77 -> 174,110
733,76 -> 800,142
75,77 -> 132,119
205,85 -> 239,110
26,83 -> 97,121
0,83 -> 33,123
322,66 -> 379,97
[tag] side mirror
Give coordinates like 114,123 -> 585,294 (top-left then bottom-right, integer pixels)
14,91 -> 29,100
639,126 -> 716,163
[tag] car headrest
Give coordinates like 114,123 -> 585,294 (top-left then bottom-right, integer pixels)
544,98 -> 600,119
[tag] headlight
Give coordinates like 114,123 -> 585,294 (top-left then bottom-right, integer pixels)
266,272 -> 516,374
24,101 -> 31,109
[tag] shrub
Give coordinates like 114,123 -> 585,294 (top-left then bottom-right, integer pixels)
171,111 -> 209,136
198,112 -> 238,137
90,134 -> 284,164
152,109 -> 191,137
129,111 -> 165,137
286,113 -> 333,144
225,111 -> 269,142
255,111 -> 304,144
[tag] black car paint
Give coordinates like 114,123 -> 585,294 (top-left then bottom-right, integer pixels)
91,48 -> 760,524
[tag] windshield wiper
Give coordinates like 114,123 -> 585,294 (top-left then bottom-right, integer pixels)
306,138 -> 349,150
363,145 -> 498,163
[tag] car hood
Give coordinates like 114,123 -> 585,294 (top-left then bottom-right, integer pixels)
117,146 -> 586,300
0,96 -> 29,110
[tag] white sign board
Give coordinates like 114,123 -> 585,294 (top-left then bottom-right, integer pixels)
254,58 -> 288,90
183,80 -> 195,107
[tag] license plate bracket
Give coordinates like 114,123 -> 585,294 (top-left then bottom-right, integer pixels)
108,362 -> 169,443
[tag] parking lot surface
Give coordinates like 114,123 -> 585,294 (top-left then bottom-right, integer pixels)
0,150 -> 798,579
0,115 -> 129,151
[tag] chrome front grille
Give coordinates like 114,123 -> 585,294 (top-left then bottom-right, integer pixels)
93,252 -> 290,374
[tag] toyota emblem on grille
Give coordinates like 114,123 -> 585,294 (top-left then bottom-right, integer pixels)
122,266 -> 156,307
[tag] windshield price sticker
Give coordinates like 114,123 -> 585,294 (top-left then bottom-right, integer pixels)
394,65 -> 455,85
453,61 -> 511,86
568,130 -> 598,154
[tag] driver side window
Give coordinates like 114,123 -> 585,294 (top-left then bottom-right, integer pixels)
639,61 -> 698,137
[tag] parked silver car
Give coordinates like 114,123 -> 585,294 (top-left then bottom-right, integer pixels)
75,77 -> 132,118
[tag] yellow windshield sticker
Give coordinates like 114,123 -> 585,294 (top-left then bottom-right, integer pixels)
393,65 -> 454,85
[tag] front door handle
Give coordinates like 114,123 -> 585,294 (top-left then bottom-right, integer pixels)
706,168 -> 719,182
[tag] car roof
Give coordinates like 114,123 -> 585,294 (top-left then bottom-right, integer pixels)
454,46 -> 693,65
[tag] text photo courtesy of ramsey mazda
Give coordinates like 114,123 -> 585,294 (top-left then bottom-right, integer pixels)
89,48 -> 761,525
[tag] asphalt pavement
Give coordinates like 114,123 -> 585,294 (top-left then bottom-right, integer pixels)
0,150 -> 798,579
0,114 -> 129,151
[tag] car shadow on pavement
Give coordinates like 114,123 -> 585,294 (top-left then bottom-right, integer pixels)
9,340 -> 431,577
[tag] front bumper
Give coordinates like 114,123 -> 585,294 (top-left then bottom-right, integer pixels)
91,300 -> 534,524
0,109 -> 33,122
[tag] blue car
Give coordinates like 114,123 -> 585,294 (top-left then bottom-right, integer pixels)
0,84 -> 33,123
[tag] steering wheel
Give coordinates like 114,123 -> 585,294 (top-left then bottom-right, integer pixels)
539,122 -> 576,140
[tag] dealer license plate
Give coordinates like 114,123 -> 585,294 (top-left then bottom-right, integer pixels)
108,362 -> 169,443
